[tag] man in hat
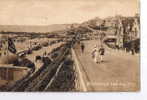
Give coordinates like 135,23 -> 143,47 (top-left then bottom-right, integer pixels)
99,46 -> 105,63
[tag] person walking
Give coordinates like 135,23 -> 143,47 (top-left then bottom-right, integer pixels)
92,44 -> 99,63
81,43 -> 85,53
43,51 -> 47,57
131,42 -> 135,55
99,46 -> 105,63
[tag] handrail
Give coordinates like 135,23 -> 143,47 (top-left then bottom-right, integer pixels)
71,48 -> 87,92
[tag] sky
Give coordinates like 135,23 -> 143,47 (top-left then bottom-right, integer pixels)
0,0 -> 139,25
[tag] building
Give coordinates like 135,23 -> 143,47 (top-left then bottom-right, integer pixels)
132,14 -> 140,39
0,34 -> 8,57
0,65 -> 30,87
115,18 -> 124,48
114,14 -> 140,49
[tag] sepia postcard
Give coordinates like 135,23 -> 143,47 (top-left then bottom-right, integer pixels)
0,0 -> 140,92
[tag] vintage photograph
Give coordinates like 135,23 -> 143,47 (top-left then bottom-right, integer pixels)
0,0 -> 140,92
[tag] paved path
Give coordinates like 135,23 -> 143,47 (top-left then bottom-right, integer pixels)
74,40 -> 140,91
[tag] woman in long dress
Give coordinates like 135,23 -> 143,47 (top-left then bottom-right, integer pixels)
92,45 -> 99,63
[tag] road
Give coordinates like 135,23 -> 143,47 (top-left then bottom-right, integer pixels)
74,40 -> 140,91
26,42 -> 64,70
15,38 -> 64,71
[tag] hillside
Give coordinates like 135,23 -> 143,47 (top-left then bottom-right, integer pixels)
0,24 -> 71,33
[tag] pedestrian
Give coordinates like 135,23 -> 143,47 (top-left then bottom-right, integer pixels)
81,43 -> 85,53
43,51 -> 47,57
99,46 -> 105,62
92,44 -> 99,63
131,42 -> 135,55
131,48 -> 135,55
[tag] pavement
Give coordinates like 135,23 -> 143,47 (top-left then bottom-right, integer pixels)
74,40 -> 140,91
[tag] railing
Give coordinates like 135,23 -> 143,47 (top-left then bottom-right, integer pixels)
71,48 -> 87,92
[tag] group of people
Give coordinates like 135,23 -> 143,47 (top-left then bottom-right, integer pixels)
80,42 -> 105,64
92,45 -> 105,64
